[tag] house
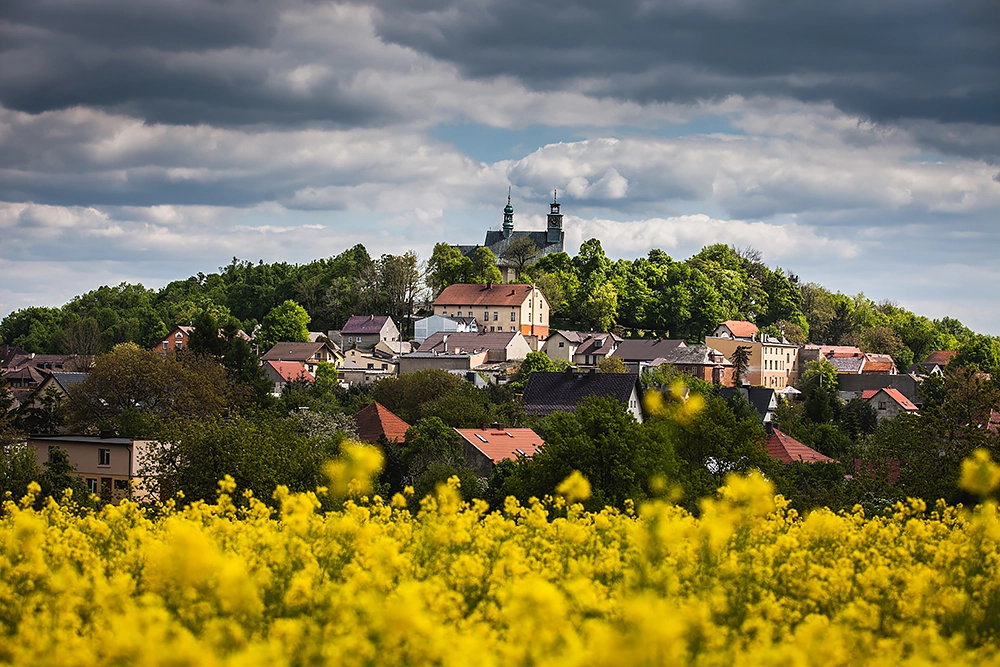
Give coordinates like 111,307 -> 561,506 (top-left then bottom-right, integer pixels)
522,370 -> 644,422
719,386 -> 778,424
19,372 -> 89,425
260,341 -> 343,375
397,351 -> 489,375
798,345 -> 864,366
28,434 -> 156,504
863,387 -> 918,422
612,339 -> 688,373
154,325 -> 194,353
543,331 -> 622,367
153,325 -> 251,355
262,361 -> 315,396
373,340 -> 412,358
764,428 -> 835,464
340,359 -> 395,386
454,426 -> 544,477
911,350 -> 957,376
453,193 -> 565,283
418,331 -> 532,362
646,345 -> 735,386
333,315 -> 400,350
1,351 -> 91,403
433,283 -> 551,339
706,321 -> 798,389
862,353 -> 898,375
353,402 -> 410,444
343,348 -> 398,373
413,315 -> 479,345
836,374 -> 920,405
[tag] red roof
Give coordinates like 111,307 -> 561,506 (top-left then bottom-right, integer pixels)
265,361 -> 315,383
765,428 -> 835,464
864,387 -> 918,411
718,320 -> 758,338
435,283 -> 536,308
454,427 -> 543,463
353,402 -> 410,444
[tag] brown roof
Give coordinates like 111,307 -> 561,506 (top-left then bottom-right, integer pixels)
434,283 -> 535,307
342,315 -> 394,335
922,350 -> 957,366
613,339 -> 686,361
454,427 -> 544,463
261,342 -> 335,362
353,402 -> 410,444
863,353 -> 897,374
718,320 -> 759,338
765,428 -> 835,464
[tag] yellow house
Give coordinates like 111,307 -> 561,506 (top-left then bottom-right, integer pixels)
433,283 -> 550,339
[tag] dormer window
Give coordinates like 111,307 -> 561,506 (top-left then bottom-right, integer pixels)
176,332 -> 183,338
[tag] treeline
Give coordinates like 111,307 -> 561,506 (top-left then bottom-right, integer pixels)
3,241 -> 995,373
0,247 -> 420,353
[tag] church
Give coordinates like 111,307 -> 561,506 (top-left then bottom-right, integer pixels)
455,192 -> 565,282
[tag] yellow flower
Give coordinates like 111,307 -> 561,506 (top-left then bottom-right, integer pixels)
959,448 -> 1000,497
556,471 -> 592,503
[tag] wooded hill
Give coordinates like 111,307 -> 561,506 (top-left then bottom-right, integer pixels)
2,240 -> 996,376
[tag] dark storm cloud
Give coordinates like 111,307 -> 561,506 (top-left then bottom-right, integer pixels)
0,0 -> 404,127
371,0 -> 999,129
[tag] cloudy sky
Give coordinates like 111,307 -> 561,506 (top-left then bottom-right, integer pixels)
1,0 -> 998,331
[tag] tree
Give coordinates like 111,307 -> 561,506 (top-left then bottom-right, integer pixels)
471,247 -> 503,285
257,300 -> 311,351
502,395 -> 674,510
426,243 -> 473,296
370,370 -> 465,424
578,282 -> 618,332
730,345 -> 752,386
501,236 -> 540,278
800,358 -> 838,397
508,351 -> 557,393
597,356 -> 629,374
65,343 -> 232,436
402,417 -> 480,500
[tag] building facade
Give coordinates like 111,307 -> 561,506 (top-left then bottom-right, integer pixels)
433,283 -> 551,339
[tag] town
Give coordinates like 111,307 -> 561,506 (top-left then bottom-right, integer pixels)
1,196 -> 997,513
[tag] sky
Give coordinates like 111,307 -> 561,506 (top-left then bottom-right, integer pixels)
1,0 -> 999,332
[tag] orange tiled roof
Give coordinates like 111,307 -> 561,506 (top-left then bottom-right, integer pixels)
434,283 -> 535,307
265,361 -> 315,383
765,428 -> 835,464
454,427 -> 544,463
718,320 -> 759,338
864,387 -> 918,411
354,402 -> 410,444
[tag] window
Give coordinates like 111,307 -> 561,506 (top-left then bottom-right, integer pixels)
484,311 -> 489,321
510,311 -> 516,322
367,363 -> 374,369
510,326 -> 516,332
176,332 -> 183,338
381,363 -> 388,370
493,311 -> 499,321
878,401 -> 887,410
175,341 -> 183,349
162,341 -> 168,350
457,311 -> 462,317
98,448 -> 111,466
538,313 -> 542,323
86,478 -> 98,494
558,342 -> 565,348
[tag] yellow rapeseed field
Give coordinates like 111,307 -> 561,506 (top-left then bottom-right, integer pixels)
3,444 -> 1000,666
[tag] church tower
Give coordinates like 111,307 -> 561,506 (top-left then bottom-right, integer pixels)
546,190 -> 563,244
502,190 -> 514,239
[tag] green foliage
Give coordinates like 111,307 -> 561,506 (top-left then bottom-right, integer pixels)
258,300 -> 311,351
66,343 -> 233,437
597,356 -> 628,374
471,247 -> 503,284
401,417 -> 479,500
371,370 -> 465,424
507,351 -> 557,393
502,396 -> 674,510
145,414 -> 349,507
427,243 -> 474,296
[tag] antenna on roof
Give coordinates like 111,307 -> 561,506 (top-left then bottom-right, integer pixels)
553,189 -> 558,203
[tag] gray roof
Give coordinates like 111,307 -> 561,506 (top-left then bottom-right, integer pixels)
341,315 -> 394,335
614,339 -> 686,362
828,356 -> 865,373
50,372 -> 89,393
522,371 -> 641,416
421,331 -> 519,354
649,345 -> 731,366
720,386 -> 777,423
261,341 -> 337,362
458,230 -> 564,263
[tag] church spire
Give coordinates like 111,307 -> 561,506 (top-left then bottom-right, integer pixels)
502,187 -> 514,239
